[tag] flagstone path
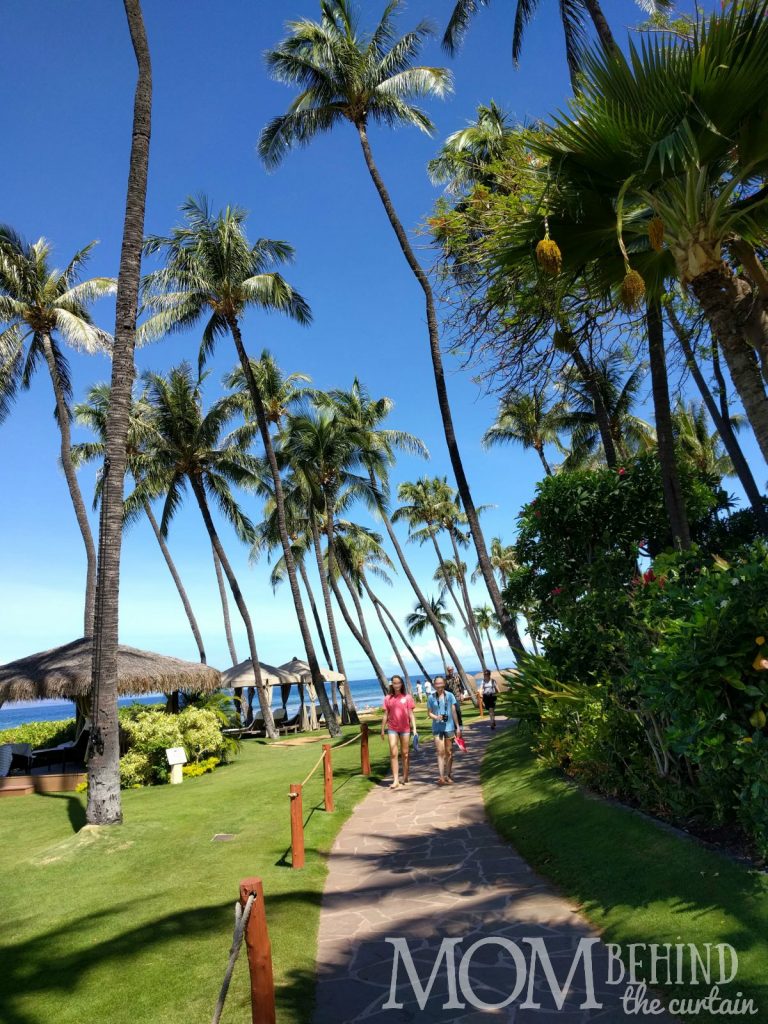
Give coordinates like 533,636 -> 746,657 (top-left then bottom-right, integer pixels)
313,718 -> 675,1023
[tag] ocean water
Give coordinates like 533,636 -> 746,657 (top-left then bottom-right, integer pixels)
0,677 -> 406,731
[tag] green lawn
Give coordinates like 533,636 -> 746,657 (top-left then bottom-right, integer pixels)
483,727 -> 768,1022
0,722 -> 394,1024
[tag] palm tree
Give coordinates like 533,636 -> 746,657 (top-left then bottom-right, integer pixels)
140,363 -> 277,737
482,389 -> 566,476
260,0 -> 520,656
0,230 -> 114,636
673,400 -> 738,482
324,379 -> 476,681
406,595 -> 455,676
532,5 -> 768,463
442,0 -> 627,84
428,100 -> 514,192
73,383 -> 206,666
283,408 -> 384,698
86,0 -> 152,826
141,198 -> 340,736
473,604 -> 500,671
556,353 -> 655,470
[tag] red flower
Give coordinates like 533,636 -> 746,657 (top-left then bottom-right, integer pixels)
550,587 -> 563,596
642,568 -> 656,585
618,467 -> 627,477
534,510 -> 541,518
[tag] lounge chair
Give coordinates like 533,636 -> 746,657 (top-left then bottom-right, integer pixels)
32,729 -> 89,773
223,707 -> 287,739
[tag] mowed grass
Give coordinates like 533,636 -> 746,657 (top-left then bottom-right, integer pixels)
483,727 -> 768,1021
0,721 -> 396,1024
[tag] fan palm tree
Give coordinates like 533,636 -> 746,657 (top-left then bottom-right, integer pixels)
225,350 -> 314,431
73,383 -> 206,666
260,0 -> 520,655
141,198 -> 339,736
473,604 -> 501,671
140,363 -> 277,737
483,389 -> 566,476
0,230 -> 115,637
530,4 -> 768,463
86,0 -> 152,826
324,380 -> 474,680
406,595 -> 455,676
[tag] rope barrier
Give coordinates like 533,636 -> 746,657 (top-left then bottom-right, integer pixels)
298,750 -> 327,790
211,893 -> 255,1024
333,730 -> 362,750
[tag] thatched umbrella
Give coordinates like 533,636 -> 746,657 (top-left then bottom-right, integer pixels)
0,637 -> 220,703
221,659 -> 300,711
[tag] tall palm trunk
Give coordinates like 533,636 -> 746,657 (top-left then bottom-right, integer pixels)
189,476 -> 276,738
647,301 -> 691,549
569,343 -> 618,468
212,544 -> 242,716
143,501 -> 206,662
308,514 -> 358,723
374,481 -> 473,688
582,0 -> 620,56
364,578 -> 412,694
666,304 -> 767,529
356,122 -> 521,656
41,333 -> 97,636
86,0 -> 151,826
435,633 -> 449,676
535,443 -> 553,476
690,267 -> 768,464
297,558 -> 335,669
213,546 -> 238,666
486,628 -> 501,672
375,595 -> 433,681
430,531 -> 475,647
227,319 -> 339,736
447,528 -> 488,671
329,553 -> 389,694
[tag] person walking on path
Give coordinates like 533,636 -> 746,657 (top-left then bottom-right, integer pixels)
415,680 -> 424,702
427,675 -> 462,786
445,665 -> 465,728
381,675 -> 417,790
424,677 -> 434,697
479,668 -> 499,729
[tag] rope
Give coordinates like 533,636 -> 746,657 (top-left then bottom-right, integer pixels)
289,729 -> 364,797
210,892 -> 256,1024
333,730 -> 362,750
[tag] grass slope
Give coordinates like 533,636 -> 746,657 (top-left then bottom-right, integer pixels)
0,725 -> 391,1024
482,728 -> 768,1022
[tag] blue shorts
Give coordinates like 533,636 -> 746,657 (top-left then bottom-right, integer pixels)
387,729 -> 410,736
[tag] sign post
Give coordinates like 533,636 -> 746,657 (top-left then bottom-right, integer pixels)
166,746 -> 188,784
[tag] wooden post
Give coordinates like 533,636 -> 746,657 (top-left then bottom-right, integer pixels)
478,691 -> 484,718
289,784 -> 305,869
239,877 -> 276,1024
323,743 -> 334,812
360,723 -> 371,776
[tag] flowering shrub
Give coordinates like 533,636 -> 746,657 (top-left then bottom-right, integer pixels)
119,750 -> 154,789
118,706 -> 228,787
182,756 -> 220,778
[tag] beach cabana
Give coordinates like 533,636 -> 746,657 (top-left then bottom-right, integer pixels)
0,637 -> 220,704
278,658 -> 346,730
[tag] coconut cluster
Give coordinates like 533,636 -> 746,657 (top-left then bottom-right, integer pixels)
620,268 -> 646,311
536,237 -> 562,276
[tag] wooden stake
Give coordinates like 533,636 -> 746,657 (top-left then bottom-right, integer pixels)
360,723 -> 371,776
323,744 -> 334,812
289,784 -> 304,869
239,877 -> 276,1024
478,692 -> 484,718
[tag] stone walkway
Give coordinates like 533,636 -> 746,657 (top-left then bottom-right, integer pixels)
313,719 -> 675,1023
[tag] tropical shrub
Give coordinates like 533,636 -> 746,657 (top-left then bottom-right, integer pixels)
182,756 -> 220,778
118,706 -> 229,787
119,750 -> 154,789
0,718 -> 76,748
177,707 -> 227,762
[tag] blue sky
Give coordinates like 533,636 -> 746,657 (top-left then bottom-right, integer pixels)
0,0 -> 736,680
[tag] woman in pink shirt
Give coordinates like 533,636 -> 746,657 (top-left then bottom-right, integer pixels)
381,675 -> 417,789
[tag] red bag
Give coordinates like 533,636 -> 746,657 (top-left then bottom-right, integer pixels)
455,735 -> 468,753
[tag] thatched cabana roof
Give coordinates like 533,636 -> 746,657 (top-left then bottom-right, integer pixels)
0,637 -> 221,702
279,657 -> 345,683
221,659 -> 300,688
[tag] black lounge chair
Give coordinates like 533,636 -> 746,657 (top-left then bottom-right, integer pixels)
32,728 -> 89,773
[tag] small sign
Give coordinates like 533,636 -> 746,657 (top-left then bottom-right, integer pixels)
166,747 -> 188,766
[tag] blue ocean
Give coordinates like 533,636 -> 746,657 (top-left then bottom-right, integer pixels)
0,677 -> 401,730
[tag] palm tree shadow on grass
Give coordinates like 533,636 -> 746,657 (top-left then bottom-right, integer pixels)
36,790 -> 87,834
